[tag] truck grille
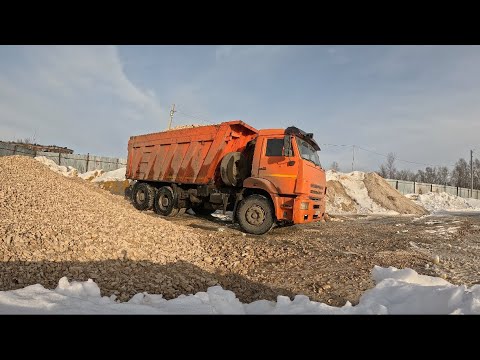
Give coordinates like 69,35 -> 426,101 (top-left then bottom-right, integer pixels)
310,183 -> 324,200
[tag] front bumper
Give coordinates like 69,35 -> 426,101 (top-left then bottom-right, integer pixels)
292,195 -> 325,224
274,194 -> 325,224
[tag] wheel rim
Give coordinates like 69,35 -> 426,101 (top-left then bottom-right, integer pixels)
245,205 -> 265,225
136,189 -> 146,204
157,193 -> 170,211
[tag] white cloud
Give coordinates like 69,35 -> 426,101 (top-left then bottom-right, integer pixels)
0,45 -> 163,156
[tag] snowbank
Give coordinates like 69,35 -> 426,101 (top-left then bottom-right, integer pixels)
1,266 -> 478,314
78,169 -> 104,181
92,167 -> 126,182
325,170 -> 427,216
34,156 -> 124,183
406,192 -> 480,213
34,156 -> 78,177
327,171 -> 398,215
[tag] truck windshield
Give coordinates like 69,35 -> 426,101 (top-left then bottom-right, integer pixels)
296,137 -> 321,167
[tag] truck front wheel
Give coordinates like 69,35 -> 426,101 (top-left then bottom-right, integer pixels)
236,194 -> 274,235
132,182 -> 155,211
154,186 -> 179,217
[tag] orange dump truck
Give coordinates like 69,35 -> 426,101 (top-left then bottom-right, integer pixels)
126,120 -> 326,234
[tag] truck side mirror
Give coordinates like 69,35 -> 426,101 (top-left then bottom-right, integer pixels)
283,135 -> 293,157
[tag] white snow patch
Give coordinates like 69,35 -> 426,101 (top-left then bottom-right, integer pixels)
34,156 -> 78,177
34,157 -> 125,183
92,167 -> 126,182
78,169 -> 105,181
406,192 -> 480,213
211,211 -> 233,221
1,267 -> 479,314
424,225 -> 459,237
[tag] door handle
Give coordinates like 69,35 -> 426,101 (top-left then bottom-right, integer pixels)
259,167 -> 266,171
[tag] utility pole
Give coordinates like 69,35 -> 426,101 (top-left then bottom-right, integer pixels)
168,104 -> 176,130
351,145 -> 355,172
471,149 -> 474,197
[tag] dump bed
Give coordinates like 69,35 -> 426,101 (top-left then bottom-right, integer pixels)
126,121 -> 258,185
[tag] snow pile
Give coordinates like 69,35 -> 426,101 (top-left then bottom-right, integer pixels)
92,167 -> 126,182
34,156 -> 124,183
34,156 -> 78,177
406,192 -> 480,213
78,169 -> 104,181
327,171 -> 398,215
1,266 -> 479,314
325,171 -> 427,216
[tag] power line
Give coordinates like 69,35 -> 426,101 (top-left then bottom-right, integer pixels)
175,110 -> 214,124
176,105 -> 212,121
320,143 -> 353,148
321,142 -> 455,168
355,146 -> 455,168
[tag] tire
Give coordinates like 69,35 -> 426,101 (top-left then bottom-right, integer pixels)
154,186 -> 179,217
124,184 -> 133,200
236,194 -> 274,235
220,152 -> 248,187
132,182 -> 155,211
193,207 -> 216,216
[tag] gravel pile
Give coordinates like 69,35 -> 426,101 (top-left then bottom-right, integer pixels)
363,173 -> 428,215
0,156 -> 219,301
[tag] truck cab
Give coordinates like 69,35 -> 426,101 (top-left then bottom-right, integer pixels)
238,126 -> 326,233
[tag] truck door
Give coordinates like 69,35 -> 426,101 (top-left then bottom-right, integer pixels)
256,136 -> 298,194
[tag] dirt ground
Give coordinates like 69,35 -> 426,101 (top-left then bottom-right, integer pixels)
159,210 -> 480,306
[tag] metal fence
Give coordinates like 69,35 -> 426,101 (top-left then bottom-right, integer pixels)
385,179 -> 480,200
0,142 -> 126,173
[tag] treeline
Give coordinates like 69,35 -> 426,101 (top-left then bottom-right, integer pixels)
376,153 -> 480,189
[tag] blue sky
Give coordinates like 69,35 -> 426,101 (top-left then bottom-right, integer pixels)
1,45 -> 479,172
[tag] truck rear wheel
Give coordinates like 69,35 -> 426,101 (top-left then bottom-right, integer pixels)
132,182 -> 155,211
236,194 -> 274,235
154,186 -> 179,217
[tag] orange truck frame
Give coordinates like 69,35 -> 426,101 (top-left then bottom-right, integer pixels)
126,120 -> 326,234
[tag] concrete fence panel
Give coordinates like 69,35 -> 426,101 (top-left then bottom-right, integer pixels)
386,178 -> 479,200
0,141 -> 126,173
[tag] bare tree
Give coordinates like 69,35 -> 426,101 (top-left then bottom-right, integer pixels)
451,158 -> 469,188
424,167 -> 436,183
330,161 -> 340,171
378,165 -> 387,178
379,152 -> 397,179
474,158 -> 480,189
436,166 -> 450,186
15,137 -> 33,144
397,169 -> 415,181
416,169 -> 425,183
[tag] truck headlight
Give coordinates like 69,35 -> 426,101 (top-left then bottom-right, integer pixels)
300,202 -> 309,210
